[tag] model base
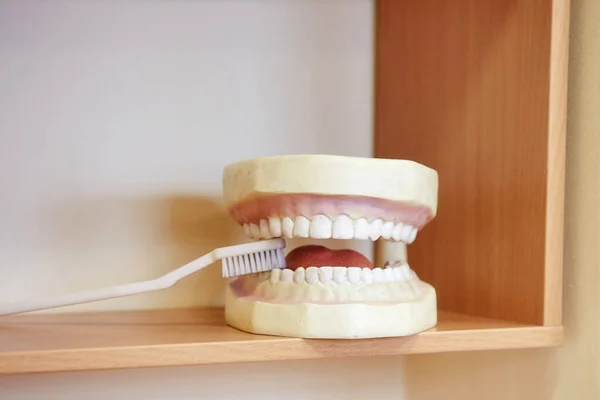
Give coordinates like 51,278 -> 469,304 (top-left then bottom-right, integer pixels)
224,283 -> 437,339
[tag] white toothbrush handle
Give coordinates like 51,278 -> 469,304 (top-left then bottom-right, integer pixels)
0,252 -> 216,316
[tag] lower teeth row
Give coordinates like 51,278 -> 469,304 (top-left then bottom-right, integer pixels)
253,264 -> 417,285
244,215 -> 418,243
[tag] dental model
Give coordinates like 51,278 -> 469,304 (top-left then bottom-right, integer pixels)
222,154 -> 439,339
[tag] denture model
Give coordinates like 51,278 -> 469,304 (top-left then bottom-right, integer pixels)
222,154 -> 439,339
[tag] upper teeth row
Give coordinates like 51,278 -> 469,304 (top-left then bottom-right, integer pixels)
243,215 -> 418,243
254,264 -> 417,285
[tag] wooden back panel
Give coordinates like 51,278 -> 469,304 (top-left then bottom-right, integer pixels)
374,0 -> 567,325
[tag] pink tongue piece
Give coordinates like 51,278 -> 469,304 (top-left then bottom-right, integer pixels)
285,245 -> 374,271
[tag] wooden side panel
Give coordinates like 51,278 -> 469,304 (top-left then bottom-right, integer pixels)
374,0 -> 559,325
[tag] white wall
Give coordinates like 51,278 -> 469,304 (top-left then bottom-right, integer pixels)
0,0 -> 599,399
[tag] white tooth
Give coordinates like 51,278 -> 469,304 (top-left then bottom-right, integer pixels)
408,227 -> 418,243
309,215 -> 332,239
392,267 -> 404,281
259,219 -> 272,239
293,267 -> 305,284
384,267 -> 395,282
392,223 -> 404,241
348,267 -> 361,284
281,268 -> 294,282
243,224 -> 251,237
293,216 -> 310,238
354,218 -> 370,240
268,217 -> 282,237
306,267 -> 319,285
319,267 -> 333,284
401,264 -> 412,280
282,217 -> 294,238
332,215 -> 354,239
400,224 -> 413,242
270,268 -> 281,283
250,223 -> 262,238
333,267 -> 347,284
258,271 -> 270,281
381,221 -> 394,239
372,268 -> 384,282
361,268 -> 373,284
369,219 -> 383,240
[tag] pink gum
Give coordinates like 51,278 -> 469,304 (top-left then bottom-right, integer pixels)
228,193 -> 434,229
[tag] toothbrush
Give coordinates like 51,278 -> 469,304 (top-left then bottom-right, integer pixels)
0,238 -> 286,316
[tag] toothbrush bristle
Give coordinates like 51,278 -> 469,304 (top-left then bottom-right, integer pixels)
222,249 -> 286,278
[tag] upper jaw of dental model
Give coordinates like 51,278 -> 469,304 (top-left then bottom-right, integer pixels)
222,154 -> 438,244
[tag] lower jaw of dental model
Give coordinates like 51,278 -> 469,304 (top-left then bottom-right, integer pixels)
221,154 -> 439,339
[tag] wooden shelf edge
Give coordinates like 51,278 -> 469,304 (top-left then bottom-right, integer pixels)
0,308 -> 564,375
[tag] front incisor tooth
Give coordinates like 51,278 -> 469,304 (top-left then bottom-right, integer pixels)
281,268 -> 294,282
293,216 -> 310,238
293,267 -> 305,284
361,268 -> 373,284
243,224 -> 251,237
369,219 -> 383,240
392,223 -> 404,241
332,215 -> 354,239
319,267 -> 333,283
347,267 -> 361,284
381,221 -> 394,239
354,218 -> 370,240
259,220 -> 271,239
309,215 -> 332,239
250,223 -> 262,238
270,268 -> 281,283
268,217 -> 282,237
333,267 -> 347,284
305,267 -> 319,284
282,217 -> 294,238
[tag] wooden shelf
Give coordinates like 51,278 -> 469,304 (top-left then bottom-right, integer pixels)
0,307 -> 562,375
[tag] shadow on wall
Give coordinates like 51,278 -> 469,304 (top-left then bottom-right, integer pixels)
40,194 -> 244,311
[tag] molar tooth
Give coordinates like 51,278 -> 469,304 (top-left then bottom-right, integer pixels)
408,227 -> 418,244
309,215 -> 332,239
319,267 -> 333,284
372,268 -> 384,282
243,224 -> 251,237
282,217 -> 294,238
333,267 -> 347,284
268,217 -> 282,237
250,223 -> 262,238
383,267 -> 395,282
392,223 -> 404,241
401,264 -> 413,280
354,218 -> 370,240
332,215 -> 354,239
293,267 -> 305,284
270,268 -> 281,283
305,267 -> 319,285
258,271 -> 270,281
259,219 -> 271,239
381,221 -> 394,239
392,267 -> 404,281
361,268 -> 373,284
293,216 -> 310,238
369,219 -> 383,241
281,268 -> 294,282
347,267 -> 361,284
400,224 -> 413,242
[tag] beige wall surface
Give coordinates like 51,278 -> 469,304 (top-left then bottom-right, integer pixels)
0,0 -> 598,399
